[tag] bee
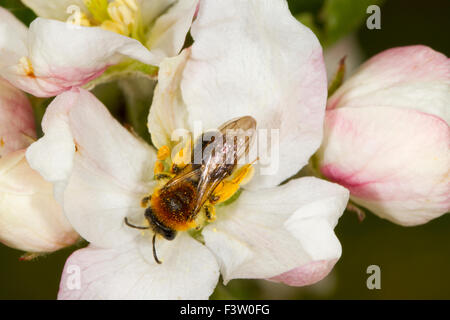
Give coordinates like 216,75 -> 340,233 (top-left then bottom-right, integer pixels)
125,116 -> 257,264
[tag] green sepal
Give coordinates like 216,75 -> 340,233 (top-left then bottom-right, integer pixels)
328,56 -> 346,97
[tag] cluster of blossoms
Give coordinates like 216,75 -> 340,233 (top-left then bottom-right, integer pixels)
0,0 -> 448,299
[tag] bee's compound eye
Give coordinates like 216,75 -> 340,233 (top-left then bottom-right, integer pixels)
145,207 -> 177,241
162,229 -> 177,241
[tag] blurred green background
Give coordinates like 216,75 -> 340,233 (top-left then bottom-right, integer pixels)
1,0 -> 449,299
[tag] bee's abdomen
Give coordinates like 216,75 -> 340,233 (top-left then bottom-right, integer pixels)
150,183 -> 198,231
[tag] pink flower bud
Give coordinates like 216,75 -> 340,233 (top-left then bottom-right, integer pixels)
0,149 -> 79,252
0,79 -> 36,157
318,45 -> 450,226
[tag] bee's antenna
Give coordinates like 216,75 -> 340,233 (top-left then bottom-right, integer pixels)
124,217 -> 150,230
152,234 -> 162,264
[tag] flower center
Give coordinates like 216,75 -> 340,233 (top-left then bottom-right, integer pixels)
142,141 -> 254,232
18,57 -> 35,78
67,0 -> 144,41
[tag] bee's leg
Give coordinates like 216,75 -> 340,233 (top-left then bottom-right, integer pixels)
210,163 -> 255,205
140,195 -> 151,208
170,163 -> 183,174
154,172 -> 174,181
154,145 -> 174,178
204,204 -> 217,222
153,161 -> 165,175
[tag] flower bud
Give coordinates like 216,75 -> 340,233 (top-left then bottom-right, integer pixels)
317,45 -> 449,226
0,79 -> 36,157
0,150 -> 79,252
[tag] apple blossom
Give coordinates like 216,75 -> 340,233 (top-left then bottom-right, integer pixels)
0,79 -> 78,252
0,150 -> 79,252
27,0 -> 349,299
317,45 -> 450,226
0,0 -> 198,97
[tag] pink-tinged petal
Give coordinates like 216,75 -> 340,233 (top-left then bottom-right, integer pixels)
152,0 -> 326,189
269,259 -> 338,287
27,88 -> 157,248
58,234 -> 219,300
26,90 -> 78,191
0,149 -> 78,252
327,45 -> 450,123
1,18 -> 165,97
21,0 -> 86,20
203,177 -> 348,283
0,78 -> 36,157
0,7 -> 28,67
318,106 -> 450,226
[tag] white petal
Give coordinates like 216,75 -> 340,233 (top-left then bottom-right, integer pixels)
148,48 -> 191,149
140,0 -> 176,27
64,89 -> 156,248
0,7 -> 28,68
202,177 -> 349,283
181,0 -> 327,188
26,90 -> 78,189
0,78 -> 36,157
0,149 -> 78,252
58,234 -> 219,299
1,18 -> 164,97
22,0 -> 86,20
27,88 -> 157,248
146,0 -> 198,59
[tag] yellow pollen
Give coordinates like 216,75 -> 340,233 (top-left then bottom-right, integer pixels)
157,145 -> 170,161
210,163 -> 255,205
154,161 -> 165,175
82,0 -> 141,38
0,137 -> 4,147
123,0 -> 138,12
19,57 -> 35,77
66,5 -> 91,26
102,0 -> 138,36
172,138 -> 192,167
101,20 -> 127,35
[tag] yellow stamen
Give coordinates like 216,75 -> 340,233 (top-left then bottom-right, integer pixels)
210,164 -> 255,205
172,138 -> 192,167
123,0 -> 138,12
101,20 -> 127,35
0,137 -> 4,147
83,0 -> 109,22
141,196 -> 151,208
154,161 -> 164,175
104,0 -> 138,36
66,5 -> 91,26
19,57 -> 35,77
77,12 -> 91,26
157,145 -> 170,161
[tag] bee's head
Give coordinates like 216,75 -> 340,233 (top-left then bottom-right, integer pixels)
144,207 -> 177,240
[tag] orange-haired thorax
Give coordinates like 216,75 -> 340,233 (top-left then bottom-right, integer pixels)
150,181 -> 198,231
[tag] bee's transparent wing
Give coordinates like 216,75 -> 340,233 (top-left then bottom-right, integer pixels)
193,116 -> 257,213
